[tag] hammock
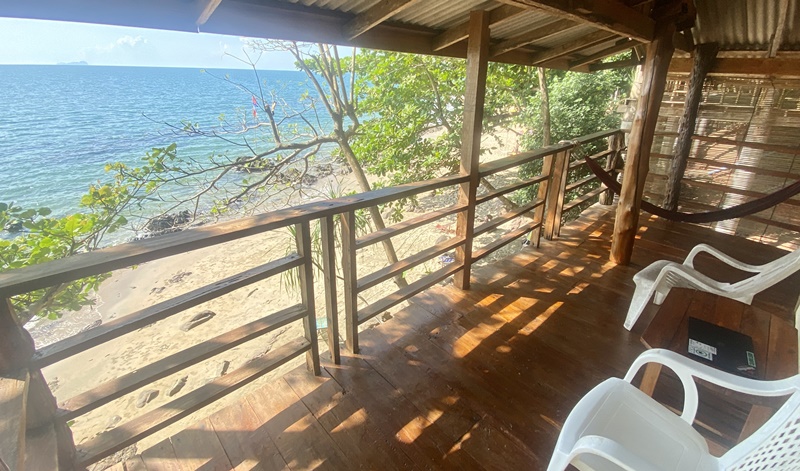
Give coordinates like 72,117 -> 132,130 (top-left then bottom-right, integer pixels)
583,155 -> 800,224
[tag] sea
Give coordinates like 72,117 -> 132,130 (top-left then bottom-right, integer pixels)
0,65 -> 329,229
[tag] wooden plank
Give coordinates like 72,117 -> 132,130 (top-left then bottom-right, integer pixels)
472,217 -> 541,261
344,0 -> 422,39
490,19 -> 576,57
140,439 -> 182,471
319,216 -> 340,365
564,174 -> 598,193
196,0 -> 222,25
245,377 -> 351,470
543,149 -> 570,239
611,23 -> 675,265
0,173 -> 467,298
473,198 -> 543,237
75,338 -> 311,468
357,236 -> 465,292
169,418 -> 232,471
569,38 -> 636,69
475,174 -> 548,205
501,0 -> 655,42
432,4 -> 524,51
33,255 -> 303,369
340,211 -> 359,354
358,262 -> 463,324
24,424 -> 58,471
123,455 -> 148,471
0,370 -> 28,471
477,146 -> 562,177
454,10 -> 490,291
282,370 -> 416,471
356,204 -> 465,249
207,400 -> 289,471
562,186 -> 605,213
294,222 -> 320,375
58,305 -> 307,421
530,30 -> 617,65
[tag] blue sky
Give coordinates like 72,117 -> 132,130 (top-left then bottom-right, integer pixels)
0,17 -> 298,69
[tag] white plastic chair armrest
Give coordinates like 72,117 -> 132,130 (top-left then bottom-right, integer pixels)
655,263 -> 729,293
624,349 -> 798,424
684,243 -> 763,273
567,435 -> 663,471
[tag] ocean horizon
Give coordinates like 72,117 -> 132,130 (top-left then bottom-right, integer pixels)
0,64 -> 328,227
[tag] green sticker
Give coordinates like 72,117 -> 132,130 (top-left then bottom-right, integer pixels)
747,351 -> 756,368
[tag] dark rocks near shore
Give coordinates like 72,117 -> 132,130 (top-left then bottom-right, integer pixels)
168,376 -> 188,397
135,389 -> 159,408
3,219 -> 23,233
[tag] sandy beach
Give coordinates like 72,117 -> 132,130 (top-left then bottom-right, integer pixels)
26,129 -> 525,469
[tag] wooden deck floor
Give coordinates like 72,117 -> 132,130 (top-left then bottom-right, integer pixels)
121,205 -> 800,471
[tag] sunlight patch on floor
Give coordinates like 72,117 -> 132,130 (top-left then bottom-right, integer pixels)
331,407 -> 367,432
518,302 -> 563,335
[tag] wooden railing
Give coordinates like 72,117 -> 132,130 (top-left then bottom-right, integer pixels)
0,129 -> 623,469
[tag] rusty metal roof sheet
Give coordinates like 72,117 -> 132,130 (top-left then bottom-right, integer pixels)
694,0 -> 800,52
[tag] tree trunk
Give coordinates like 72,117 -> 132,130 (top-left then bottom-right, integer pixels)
538,67 -> 552,146
338,138 -> 408,288
663,42 -> 718,211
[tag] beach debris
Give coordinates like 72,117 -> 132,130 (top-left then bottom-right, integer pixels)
47,376 -> 60,393
135,389 -> 159,408
78,319 -> 102,333
168,376 -> 188,397
105,415 -> 122,430
180,310 -> 215,332
439,253 -> 455,264
218,360 -> 231,377
167,271 -> 192,285
381,312 -> 393,322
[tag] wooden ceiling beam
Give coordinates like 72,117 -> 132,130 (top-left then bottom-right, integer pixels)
669,57 -> 800,78
569,38 -> 636,69
497,0 -> 655,42
530,30 -> 616,65
432,5 -> 525,51
196,0 -> 222,25
589,57 -> 643,71
344,0 -> 423,40
490,18 -> 576,57
768,0 -> 791,58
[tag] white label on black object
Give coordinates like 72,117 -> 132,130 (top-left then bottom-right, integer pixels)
689,339 -> 716,361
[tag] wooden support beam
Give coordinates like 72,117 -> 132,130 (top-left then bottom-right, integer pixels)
490,19 -> 576,57
196,0 -> 222,25
611,23 -> 675,265
499,0 -> 655,42
669,57 -> 800,77
768,0 -> 791,57
673,30 -> 693,53
530,30 -> 616,65
589,57 -> 643,71
454,10 -> 490,291
432,5 -> 524,51
663,42 -> 718,211
344,0 -> 421,40
569,38 -> 635,69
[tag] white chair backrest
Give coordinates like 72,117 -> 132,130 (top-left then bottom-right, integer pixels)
722,376 -> 800,470
733,248 -> 800,294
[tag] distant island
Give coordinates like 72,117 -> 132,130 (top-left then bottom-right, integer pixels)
56,61 -> 89,66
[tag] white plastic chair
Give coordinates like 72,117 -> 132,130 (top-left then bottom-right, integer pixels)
624,243 -> 800,330
547,349 -> 800,471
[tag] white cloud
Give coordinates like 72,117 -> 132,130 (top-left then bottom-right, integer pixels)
92,35 -> 147,53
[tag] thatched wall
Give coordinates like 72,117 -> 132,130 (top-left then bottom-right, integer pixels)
643,75 -> 800,250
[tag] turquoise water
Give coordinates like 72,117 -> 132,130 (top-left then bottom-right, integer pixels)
0,65 -> 325,218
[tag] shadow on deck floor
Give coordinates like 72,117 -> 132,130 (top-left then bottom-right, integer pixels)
124,204 -> 800,471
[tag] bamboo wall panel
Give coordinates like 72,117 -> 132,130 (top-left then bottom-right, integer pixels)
644,74 -> 800,249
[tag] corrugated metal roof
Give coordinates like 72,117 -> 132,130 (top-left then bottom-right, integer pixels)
694,0 -> 800,52
393,0 -> 495,30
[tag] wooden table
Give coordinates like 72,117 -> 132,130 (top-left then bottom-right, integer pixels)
640,288 -> 798,441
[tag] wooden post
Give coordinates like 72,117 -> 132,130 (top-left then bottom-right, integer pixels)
453,10 -> 490,291
599,132 -> 623,205
0,299 -> 35,374
530,152 -> 556,247
543,148 -> 571,240
663,42 -> 718,211
319,216 -> 340,365
295,222 -> 320,375
341,211 -> 359,354
611,24 -> 675,265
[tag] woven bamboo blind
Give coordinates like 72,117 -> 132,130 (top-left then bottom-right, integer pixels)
644,74 -> 800,250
